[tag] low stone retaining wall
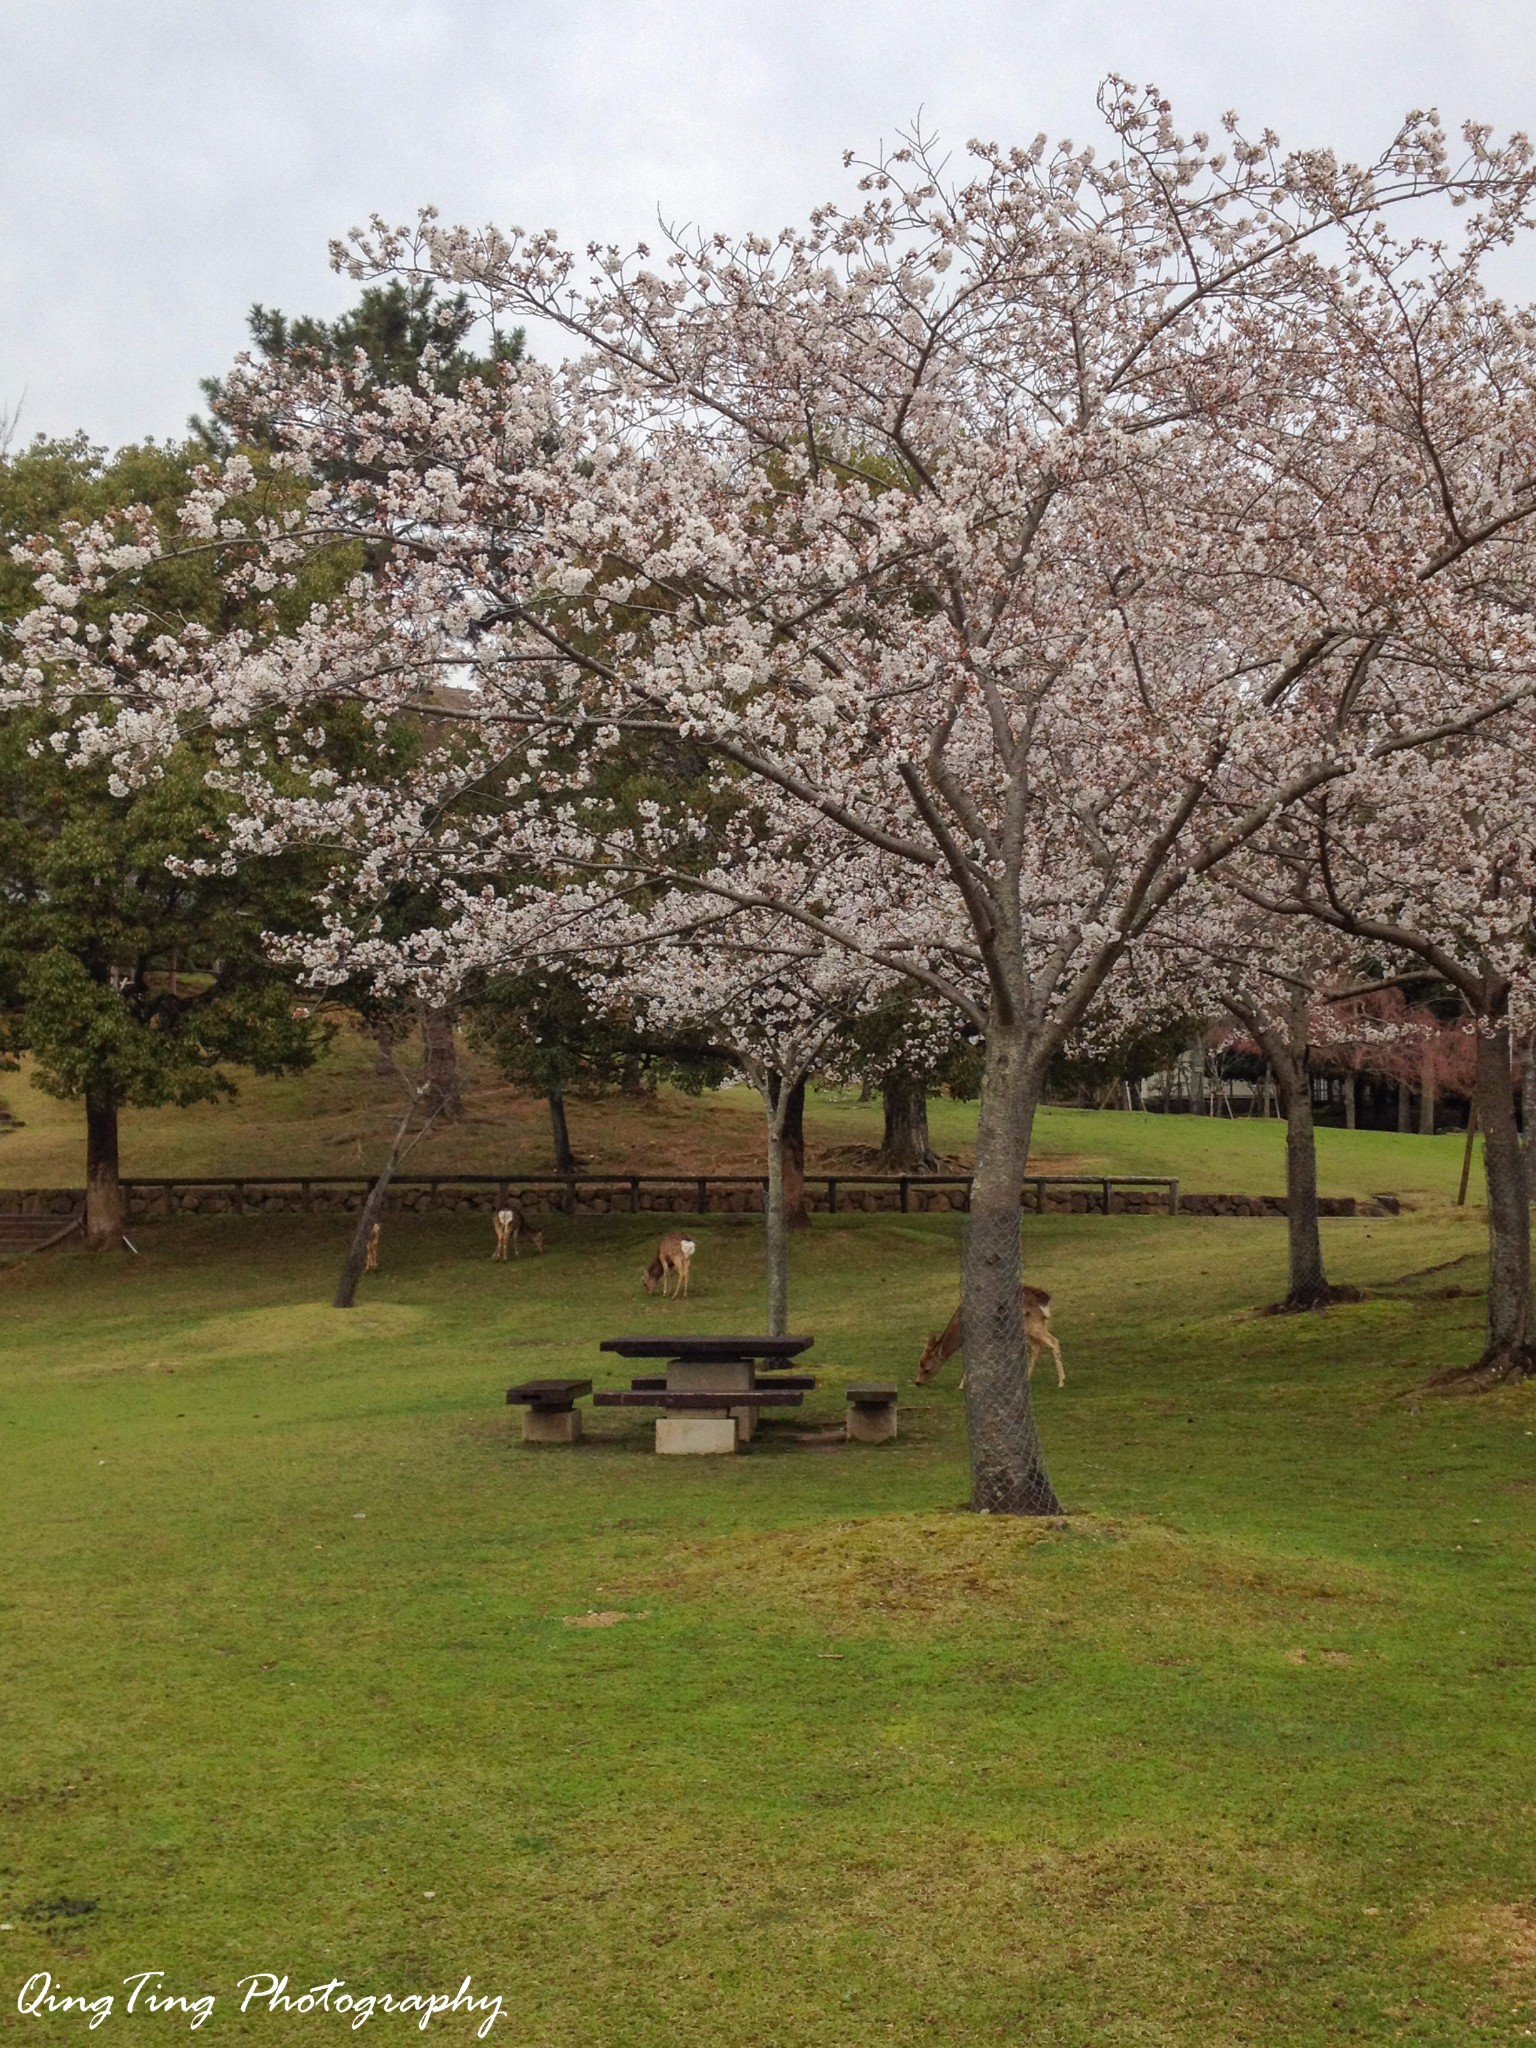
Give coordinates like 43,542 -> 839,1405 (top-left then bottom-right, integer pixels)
0,1179 -> 1401,1220
1179,1192 -> 1399,1218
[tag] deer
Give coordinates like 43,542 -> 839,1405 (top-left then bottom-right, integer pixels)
492,1204 -> 545,1260
915,1284 -> 1064,1389
643,1232 -> 696,1299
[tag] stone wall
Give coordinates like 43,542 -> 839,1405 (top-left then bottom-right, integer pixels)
0,1181 -> 1400,1220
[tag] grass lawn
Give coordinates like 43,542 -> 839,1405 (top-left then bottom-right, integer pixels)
0,1034 -> 1477,1204
4,1193 -> 1536,2044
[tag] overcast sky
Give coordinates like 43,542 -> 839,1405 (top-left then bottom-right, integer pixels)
4,0 -> 1535,449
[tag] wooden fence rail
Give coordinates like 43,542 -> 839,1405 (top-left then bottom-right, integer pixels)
0,1171 -> 1184,1220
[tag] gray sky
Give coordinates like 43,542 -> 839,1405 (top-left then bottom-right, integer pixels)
4,0 -> 1535,448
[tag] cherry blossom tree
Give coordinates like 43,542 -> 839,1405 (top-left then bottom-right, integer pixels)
12,87 -> 1536,1502
1165,902 -> 1366,1308
1229,718 -> 1536,1380
581,895 -> 890,1333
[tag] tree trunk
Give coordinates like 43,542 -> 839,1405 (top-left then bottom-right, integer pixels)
333,1165 -> 397,1309
1518,1038 -> 1536,1201
1343,1073 -> 1357,1130
334,1107 -> 417,1308
961,1020 -> 1062,1516
1187,1036 -> 1207,1116
1475,1024 -> 1533,1377
1275,1051 -> 1330,1309
1418,1048 -> 1436,1137
878,1075 -> 939,1171
373,1026 -> 396,1078
421,1010 -> 462,1121
84,1087 -> 123,1251
547,1088 -> 576,1175
1398,1078 -> 1412,1133
335,1083 -> 453,1308
763,1080 -> 790,1336
782,1077 -> 809,1230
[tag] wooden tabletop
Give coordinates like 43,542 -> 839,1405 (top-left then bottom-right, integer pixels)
599,1334 -> 814,1361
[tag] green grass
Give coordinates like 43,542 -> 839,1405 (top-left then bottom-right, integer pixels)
0,1035 -> 1478,1203
3,1196 -> 1536,2044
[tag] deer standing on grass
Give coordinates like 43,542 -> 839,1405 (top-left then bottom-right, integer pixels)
643,1232 -> 696,1299
915,1284 -> 1064,1388
492,1205 -> 545,1260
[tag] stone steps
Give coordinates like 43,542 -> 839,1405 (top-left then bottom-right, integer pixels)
0,1213 -> 82,1256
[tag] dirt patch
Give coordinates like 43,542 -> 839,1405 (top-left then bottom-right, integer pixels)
1420,1900 -> 1536,1982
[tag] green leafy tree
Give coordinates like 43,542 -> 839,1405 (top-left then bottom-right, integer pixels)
834,993 -> 983,1171
192,281 -> 526,451
0,437 -> 336,1246
467,969 -> 729,1173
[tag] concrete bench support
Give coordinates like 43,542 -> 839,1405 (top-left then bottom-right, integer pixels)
656,1414 -> 738,1456
522,1407 -> 581,1445
846,1384 -> 899,1444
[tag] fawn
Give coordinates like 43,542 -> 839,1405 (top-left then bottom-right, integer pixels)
643,1232 -> 696,1299
492,1205 -> 545,1260
915,1284 -> 1064,1388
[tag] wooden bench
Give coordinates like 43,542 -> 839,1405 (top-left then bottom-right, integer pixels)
506,1378 -> 593,1445
845,1383 -> 899,1444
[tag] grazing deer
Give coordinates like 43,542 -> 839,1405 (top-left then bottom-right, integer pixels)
492,1205 -> 545,1261
364,1222 -> 381,1273
915,1284 -> 1064,1388
643,1232 -> 696,1299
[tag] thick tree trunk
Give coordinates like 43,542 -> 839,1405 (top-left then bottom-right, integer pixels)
1518,1038 -> 1536,1201
421,1010 -> 462,1121
782,1077 -> 809,1230
547,1088 -> 576,1175
1474,1024 -> 1533,1377
763,1081 -> 790,1336
84,1088 -> 123,1251
1275,1053 -> 1330,1309
962,1021 -> 1062,1516
878,1075 -> 939,1171
1222,991 -> 1345,1314
1398,1079 -> 1412,1133
1343,1073 -> 1357,1130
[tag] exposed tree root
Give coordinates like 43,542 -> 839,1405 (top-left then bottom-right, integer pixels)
1420,1346 -> 1536,1395
1377,1252 -> 1481,1291
1260,1284 -> 1365,1316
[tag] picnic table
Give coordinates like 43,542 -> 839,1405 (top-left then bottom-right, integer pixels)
595,1334 -> 816,1452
